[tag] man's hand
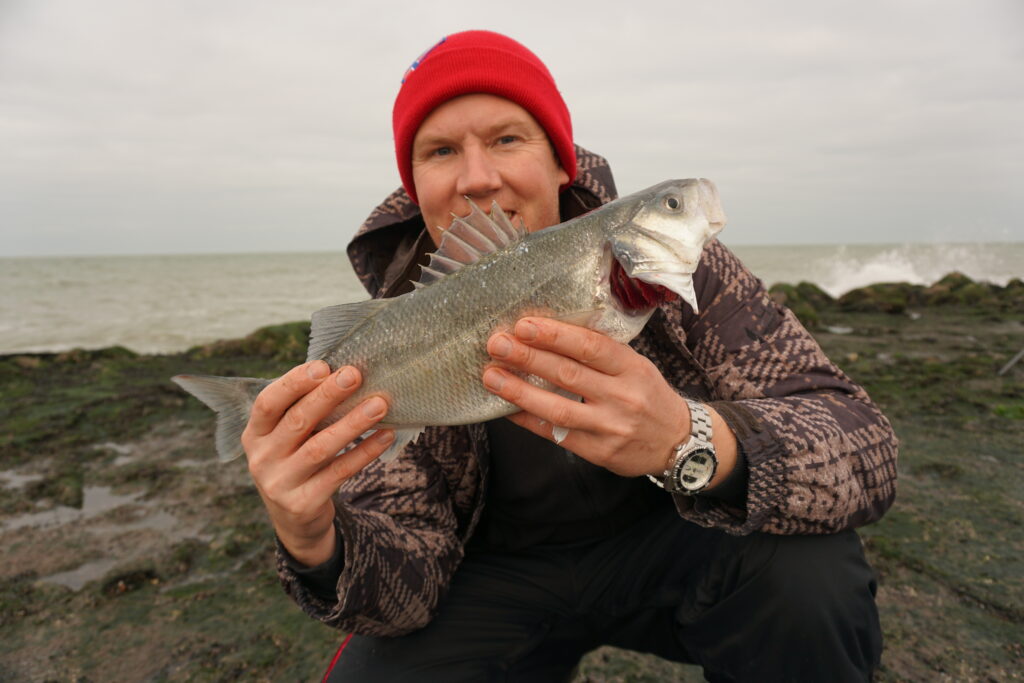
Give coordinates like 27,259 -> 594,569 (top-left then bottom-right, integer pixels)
481,317 -> 695,478
241,360 -> 394,567
482,317 -> 738,485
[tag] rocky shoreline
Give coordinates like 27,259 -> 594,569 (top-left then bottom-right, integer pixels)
2,273 -> 1021,681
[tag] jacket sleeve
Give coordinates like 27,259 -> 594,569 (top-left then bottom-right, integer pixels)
274,425 -> 472,637
655,239 -> 898,535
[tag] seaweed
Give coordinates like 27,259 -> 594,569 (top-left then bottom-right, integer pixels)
0,294 -> 1021,680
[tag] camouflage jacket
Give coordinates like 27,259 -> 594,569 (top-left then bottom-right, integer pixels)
276,147 -> 898,637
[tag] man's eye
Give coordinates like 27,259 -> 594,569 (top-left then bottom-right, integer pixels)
434,146 -> 453,157
497,135 -> 518,145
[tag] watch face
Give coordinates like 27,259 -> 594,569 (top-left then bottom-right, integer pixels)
677,449 -> 716,490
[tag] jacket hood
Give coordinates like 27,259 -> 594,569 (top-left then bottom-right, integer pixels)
346,145 -> 618,299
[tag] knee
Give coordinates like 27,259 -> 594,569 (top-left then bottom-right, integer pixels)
748,531 -> 878,633
680,530 -> 883,681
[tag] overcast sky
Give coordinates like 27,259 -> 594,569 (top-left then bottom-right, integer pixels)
2,0 -> 1021,257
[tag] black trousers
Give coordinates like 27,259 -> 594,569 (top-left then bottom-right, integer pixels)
326,507 -> 882,682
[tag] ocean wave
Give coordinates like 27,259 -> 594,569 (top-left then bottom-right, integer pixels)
735,243 -> 1022,298
814,244 -> 1019,297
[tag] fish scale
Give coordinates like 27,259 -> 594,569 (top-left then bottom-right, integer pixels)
172,179 -> 726,463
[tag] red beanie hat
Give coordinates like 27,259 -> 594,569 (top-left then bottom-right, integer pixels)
392,30 -> 576,204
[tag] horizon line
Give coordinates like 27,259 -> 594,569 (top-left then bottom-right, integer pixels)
4,239 -> 1024,260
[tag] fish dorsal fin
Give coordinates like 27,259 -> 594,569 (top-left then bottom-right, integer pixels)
417,199 -> 528,287
307,299 -> 391,362
449,200 -> 524,249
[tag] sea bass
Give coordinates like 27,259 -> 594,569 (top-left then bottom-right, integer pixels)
172,178 -> 725,463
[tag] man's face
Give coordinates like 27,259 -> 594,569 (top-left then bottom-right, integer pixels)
411,93 -> 570,247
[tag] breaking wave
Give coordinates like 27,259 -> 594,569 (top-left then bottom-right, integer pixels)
733,242 -> 1023,298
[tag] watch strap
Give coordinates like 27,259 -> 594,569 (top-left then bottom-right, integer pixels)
687,399 -> 713,444
648,399 -> 714,492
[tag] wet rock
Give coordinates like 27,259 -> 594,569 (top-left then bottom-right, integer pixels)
101,564 -> 159,597
28,469 -> 84,509
769,281 -> 835,327
187,322 -> 309,362
54,346 -> 138,365
923,272 -> 1001,308
838,282 -> 926,314
828,273 -> 1020,314
997,277 -> 1024,312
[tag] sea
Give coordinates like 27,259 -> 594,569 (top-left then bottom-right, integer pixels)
2,242 -> 1021,355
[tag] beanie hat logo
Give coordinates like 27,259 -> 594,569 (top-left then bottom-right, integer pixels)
392,30 -> 577,205
401,36 -> 448,84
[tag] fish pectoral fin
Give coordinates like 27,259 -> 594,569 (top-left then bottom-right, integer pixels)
552,425 -> 569,444
308,299 -> 392,362
377,427 -> 425,463
550,390 -> 582,445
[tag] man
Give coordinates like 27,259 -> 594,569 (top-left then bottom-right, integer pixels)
242,31 -> 898,681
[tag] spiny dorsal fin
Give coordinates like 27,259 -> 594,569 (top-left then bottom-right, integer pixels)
307,299 -> 391,362
435,232 -> 482,264
417,199 -> 528,288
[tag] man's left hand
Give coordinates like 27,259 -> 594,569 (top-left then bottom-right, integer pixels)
482,316 -> 691,478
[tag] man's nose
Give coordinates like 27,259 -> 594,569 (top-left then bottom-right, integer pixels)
455,146 -> 502,199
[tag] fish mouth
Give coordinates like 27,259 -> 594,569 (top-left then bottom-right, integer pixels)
608,255 -> 680,312
609,226 -> 703,312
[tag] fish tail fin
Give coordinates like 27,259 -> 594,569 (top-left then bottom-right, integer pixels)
171,374 -> 272,462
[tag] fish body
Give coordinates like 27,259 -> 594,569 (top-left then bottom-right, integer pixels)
173,178 -> 726,462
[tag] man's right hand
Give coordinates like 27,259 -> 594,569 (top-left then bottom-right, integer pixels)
241,360 -> 394,568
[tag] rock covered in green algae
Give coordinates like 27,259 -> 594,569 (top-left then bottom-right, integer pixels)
769,272 -> 1024,319
838,282 -> 927,314
921,271 -> 1015,310
2,308 -> 1022,682
186,321 -> 311,361
769,281 -> 835,328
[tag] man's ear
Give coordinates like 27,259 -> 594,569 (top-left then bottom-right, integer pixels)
550,143 -> 570,183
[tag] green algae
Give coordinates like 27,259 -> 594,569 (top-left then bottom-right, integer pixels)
0,289 -> 1021,680
0,322 -> 310,467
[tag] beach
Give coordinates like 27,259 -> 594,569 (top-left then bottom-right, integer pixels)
1,271 -> 1021,680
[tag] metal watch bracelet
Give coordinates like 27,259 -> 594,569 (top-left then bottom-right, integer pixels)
648,399 -> 714,492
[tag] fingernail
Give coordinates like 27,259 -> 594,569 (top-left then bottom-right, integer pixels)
483,368 -> 505,391
491,336 -> 512,358
307,361 -> 329,380
516,320 -> 538,340
336,367 -> 357,389
375,430 -> 395,445
362,397 -> 386,418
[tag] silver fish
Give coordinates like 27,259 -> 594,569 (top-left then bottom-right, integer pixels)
172,178 -> 726,463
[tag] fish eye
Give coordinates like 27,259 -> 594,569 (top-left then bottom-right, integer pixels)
663,195 -> 682,211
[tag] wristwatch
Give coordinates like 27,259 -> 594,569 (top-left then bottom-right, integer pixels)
648,398 -> 718,495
